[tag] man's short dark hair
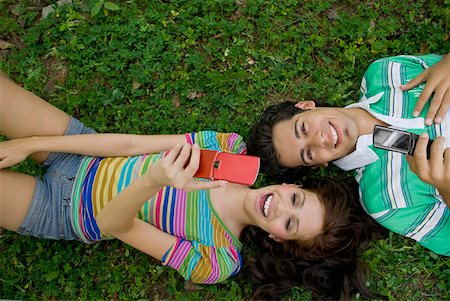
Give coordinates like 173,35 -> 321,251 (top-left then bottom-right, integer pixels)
247,101 -> 305,178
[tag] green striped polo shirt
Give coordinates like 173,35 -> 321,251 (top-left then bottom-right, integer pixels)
354,54 -> 449,256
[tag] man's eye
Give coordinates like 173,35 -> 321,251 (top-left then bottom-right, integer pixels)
306,147 -> 313,160
285,217 -> 291,230
291,194 -> 296,205
302,123 -> 307,135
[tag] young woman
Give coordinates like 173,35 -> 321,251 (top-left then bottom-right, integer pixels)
0,74 -> 378,299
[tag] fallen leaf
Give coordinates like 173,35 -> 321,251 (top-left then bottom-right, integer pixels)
172,95 -> 181,107
132,80 -> 141,90
184,280 -> 203,291
187,91 -> 205,100
420,42 -> 428,53
368,20 -> 376,33
0,41 -> 14,49
44,78 -> 57,94
58,66 -> 68,84
42,0 -> 72,19
326,8 -> 338,20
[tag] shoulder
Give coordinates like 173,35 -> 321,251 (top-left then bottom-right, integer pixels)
365,54 -> 443,78
164,238 -> 242,284
189,131 -> 247,154
191,243 -> 243,284
359,54 -> 443,105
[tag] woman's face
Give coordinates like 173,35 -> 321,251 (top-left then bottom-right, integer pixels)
244,184 -> 324,243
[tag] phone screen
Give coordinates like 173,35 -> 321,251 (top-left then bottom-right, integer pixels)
373,127 -> 411,153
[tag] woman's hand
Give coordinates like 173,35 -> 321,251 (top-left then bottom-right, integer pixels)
406,134 -> 450,206
401,53 -> 450,125
0,138 -> 34,169
145,143 -> 227,192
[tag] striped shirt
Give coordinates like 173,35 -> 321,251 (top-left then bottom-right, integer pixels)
70,131 -> 247,283
353,54 -> 450,255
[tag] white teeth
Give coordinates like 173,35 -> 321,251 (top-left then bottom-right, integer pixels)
264,195 -> 273,217
330,124 -> 338,146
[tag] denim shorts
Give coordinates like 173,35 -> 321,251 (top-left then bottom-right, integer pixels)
17,118 -> 96,241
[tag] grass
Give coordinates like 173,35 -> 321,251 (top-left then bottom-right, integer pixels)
1,0 -> 450,300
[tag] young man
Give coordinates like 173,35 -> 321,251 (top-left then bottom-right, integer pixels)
248,53 -> 450,256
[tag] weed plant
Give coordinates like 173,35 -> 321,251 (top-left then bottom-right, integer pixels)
1,0 -> 449,300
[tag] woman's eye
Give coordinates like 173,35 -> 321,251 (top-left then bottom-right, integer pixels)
285,217 -> 291,230
291,194 -> 296,205
306,147 -> 313,160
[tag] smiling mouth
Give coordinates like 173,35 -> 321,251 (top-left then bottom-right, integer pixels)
330,123 -> 338,147
263,194 -> 273,217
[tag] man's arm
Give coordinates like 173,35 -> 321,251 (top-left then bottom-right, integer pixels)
401,52 -> 450,125
0,133 -> 186,168
406,133 -> 450,208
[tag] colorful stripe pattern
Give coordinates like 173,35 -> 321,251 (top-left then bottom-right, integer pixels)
71,131 -> 246,282
356,54 -> 450,256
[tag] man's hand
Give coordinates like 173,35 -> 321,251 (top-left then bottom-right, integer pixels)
406,133 -> 450,206
401,53 -> 450,125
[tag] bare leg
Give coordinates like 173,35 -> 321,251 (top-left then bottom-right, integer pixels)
0,74 -> 71,163
0,169 -> 36,231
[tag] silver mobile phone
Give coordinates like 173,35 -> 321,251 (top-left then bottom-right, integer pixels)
373,125 -> 432,159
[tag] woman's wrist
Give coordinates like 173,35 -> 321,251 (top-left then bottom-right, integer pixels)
141,169 -> 165,190
25,136 -> 42,154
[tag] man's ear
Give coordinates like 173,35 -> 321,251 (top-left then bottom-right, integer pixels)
294,101 -> 316,110
268,234 -> 284,243
311,162 -> 328,169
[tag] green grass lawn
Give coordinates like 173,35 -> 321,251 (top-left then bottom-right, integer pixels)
1,0 -> 449,300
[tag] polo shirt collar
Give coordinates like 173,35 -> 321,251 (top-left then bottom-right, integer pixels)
332,134 -> 377,171
332,92 -> 425,171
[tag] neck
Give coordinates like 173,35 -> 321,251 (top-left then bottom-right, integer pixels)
347,107 -> 387,136
209,183 -> 252,238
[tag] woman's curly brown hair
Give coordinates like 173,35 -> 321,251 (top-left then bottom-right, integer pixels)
242,178 -> 385,300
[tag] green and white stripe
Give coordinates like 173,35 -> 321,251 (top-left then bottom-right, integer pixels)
355,54 -> 450,256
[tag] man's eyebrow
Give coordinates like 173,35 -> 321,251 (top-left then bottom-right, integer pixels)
295,120 -> 307,165
300,148 -> 307,165
294,120 -> 300,139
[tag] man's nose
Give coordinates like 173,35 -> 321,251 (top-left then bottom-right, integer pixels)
311,131 -> 325,147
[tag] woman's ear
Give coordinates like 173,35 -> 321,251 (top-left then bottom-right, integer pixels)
268,234 -> 283,243
294,101 -> 316,110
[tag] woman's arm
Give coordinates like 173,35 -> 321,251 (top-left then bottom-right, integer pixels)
0,133 -> 186,168
96,173 -> 178,260
96,144 -> 226,258
111,217 -> 178,261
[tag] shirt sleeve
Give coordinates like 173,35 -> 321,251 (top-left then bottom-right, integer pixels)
359,54 -> 443,101
161,238 -> 242,284
185,131 -> 247,154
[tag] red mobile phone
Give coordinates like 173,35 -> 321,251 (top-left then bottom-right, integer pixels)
195,149 -> 260,185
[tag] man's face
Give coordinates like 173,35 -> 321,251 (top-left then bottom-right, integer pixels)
272,104 -> 360,168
